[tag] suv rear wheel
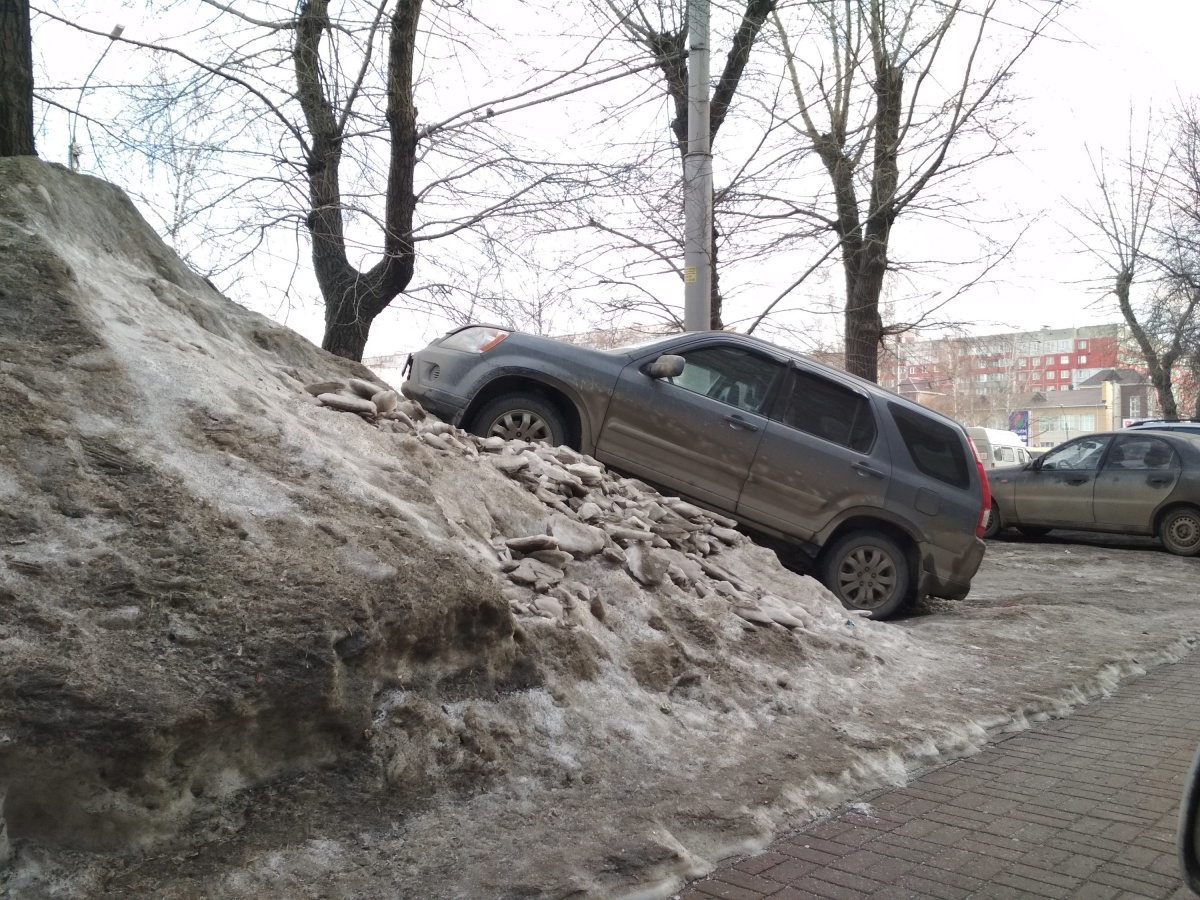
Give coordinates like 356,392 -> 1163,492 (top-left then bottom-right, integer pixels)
470,392 -> 568,446
820,531 -> 912,620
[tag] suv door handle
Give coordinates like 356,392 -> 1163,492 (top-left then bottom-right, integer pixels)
1148,475 -> 1172,486
723,414 -> 759,432
1065,475 -> 1090,485
852,461 -> 885,478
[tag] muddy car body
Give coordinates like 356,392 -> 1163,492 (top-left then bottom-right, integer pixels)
984,430 -> 1200,555
403,325 -> 988,618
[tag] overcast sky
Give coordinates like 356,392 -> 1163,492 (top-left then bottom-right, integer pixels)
35,1 -> 1200,358
949,0 -> 1200,334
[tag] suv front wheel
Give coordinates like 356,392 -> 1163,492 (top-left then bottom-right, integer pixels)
819,531 -> 912,620
470,392 -> 568,447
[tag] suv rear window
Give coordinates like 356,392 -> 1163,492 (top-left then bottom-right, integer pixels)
888,403 -> 970,489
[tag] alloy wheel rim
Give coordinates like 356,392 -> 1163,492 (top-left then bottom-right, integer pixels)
836,546 -> 898,609
488,410 -> 552,442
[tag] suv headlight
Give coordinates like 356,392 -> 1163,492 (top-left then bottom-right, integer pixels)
440,326 -> 510,353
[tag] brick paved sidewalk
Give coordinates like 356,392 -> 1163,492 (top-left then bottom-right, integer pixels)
679,650 -> 1200,900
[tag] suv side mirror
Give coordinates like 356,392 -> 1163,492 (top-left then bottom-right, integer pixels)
644,354 -> 685,379
1181,743 -> 1200,893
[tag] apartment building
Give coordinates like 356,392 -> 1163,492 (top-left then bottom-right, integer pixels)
880,324 -> 1123,396
875,323 -> 1162,440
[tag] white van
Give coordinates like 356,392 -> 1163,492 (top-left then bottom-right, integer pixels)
967,427 -> 1033,469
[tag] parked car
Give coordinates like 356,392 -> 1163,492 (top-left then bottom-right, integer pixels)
967,426 -> 1034,469
1181,742 -> 1200,895
982,430 -> 1200,555
402,325 -> 989,618
1125,419 -> 1200,437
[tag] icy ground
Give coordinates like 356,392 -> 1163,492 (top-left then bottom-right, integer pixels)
1,157 -> 1198,900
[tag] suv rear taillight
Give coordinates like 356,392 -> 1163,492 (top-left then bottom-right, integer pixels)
967,437 -> 992,538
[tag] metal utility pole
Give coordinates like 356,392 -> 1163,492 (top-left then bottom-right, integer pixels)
682,0 -> 713,332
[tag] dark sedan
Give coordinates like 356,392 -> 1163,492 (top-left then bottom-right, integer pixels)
983,430 -> 1200,555
402,324 -> 989,619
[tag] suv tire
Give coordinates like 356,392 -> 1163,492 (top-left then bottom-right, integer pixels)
820,531 -> 912,620
470,392 -> 568,447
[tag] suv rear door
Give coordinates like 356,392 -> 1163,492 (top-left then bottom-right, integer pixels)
737,366 -> 889,541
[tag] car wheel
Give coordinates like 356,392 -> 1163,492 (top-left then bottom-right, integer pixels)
819,531 -> 912,620
470,392 -> 568,446
1016,525 -> 1051,539
982,500 -> 1003,539
1160,506 -> 1200,557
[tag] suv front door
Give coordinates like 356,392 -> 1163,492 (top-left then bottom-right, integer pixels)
594,343 -> 784,512
737,366 -> 888,540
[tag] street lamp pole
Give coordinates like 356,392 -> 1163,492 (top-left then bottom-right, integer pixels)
682,0 -> 712,332
69,24 -> 125,172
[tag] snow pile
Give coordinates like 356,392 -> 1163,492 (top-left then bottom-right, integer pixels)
1,157 -> 1199,900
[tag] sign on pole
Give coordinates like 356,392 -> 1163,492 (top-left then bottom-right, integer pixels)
1008,410 -> 1030,445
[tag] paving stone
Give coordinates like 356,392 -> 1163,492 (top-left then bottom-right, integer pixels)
673,652 -> 1200,900
731,851 -> 790,876
710,868 -> 784,894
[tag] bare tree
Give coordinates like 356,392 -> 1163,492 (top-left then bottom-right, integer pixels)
41,1 -> 644,361
0,0 -> 35,156
1081,117 -> 1197,419
772,0 -> 1061,382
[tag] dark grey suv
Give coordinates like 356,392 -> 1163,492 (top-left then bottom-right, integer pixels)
402,325 -> 988,618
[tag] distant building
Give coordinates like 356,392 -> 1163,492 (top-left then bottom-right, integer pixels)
878,324 -> 1149,433
881,324 -> 1123,394
1015,369 -> 1154,447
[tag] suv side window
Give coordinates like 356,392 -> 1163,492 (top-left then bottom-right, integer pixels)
671,346 -> 781,414
887,403 -> 970,489
779,369 -> 877,452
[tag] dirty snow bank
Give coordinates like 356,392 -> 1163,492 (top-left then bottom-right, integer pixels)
1,158 -> 1198,900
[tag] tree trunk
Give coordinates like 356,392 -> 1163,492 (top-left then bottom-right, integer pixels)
294,0 -> 419,362
1114,269 -> 1180,418
1152,368 -> 1178,419
0,0 -> 35,157
843,236 -> 888,382
842,61 -> 902,383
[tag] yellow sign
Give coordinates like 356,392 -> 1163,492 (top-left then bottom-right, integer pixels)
683,266 -> 697,283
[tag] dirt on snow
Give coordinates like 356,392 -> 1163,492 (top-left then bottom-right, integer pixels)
0,157 -> 1198,899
